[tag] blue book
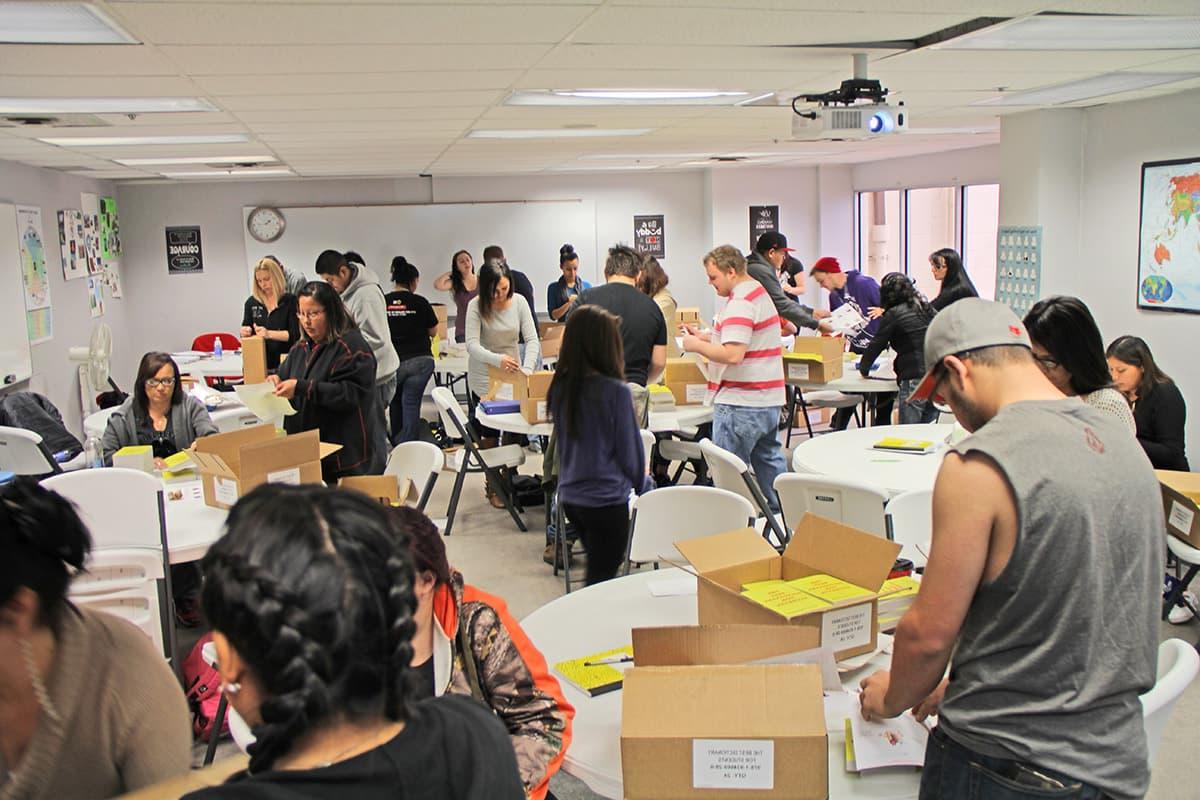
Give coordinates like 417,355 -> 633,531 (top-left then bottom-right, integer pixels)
479,399 -> 521,415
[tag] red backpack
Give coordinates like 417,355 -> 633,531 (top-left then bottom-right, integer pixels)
183,633 -> 228,741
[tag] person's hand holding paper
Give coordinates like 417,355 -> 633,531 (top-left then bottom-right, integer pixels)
235,381 -> 297,420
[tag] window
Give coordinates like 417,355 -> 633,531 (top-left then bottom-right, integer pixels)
907,187 -> 958,301
963,184 -> 999,300
857,190 -> 902,282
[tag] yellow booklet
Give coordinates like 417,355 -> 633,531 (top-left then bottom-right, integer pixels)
553,645 -> 633,697
789,574 -> 874,604
872,437 -> 937,454
741,580 -> 830,620
878,576 -> 921,599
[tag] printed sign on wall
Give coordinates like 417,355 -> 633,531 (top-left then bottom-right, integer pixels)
166,226 -> 204,274
749,205 -> 779,250
634,214 -> 666,259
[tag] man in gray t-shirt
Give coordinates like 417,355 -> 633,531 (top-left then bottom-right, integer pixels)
860,299 -> 1162,800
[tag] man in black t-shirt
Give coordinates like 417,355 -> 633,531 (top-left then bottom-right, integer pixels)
577,244 -> 667,425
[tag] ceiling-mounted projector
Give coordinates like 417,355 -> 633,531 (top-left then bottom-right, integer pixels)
789,54 -> 908,141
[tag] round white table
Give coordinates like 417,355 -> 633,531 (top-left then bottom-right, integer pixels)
521,569 -> 919,799
475,404 -> 714,438
177,353 -> 244,380
791,424 -> 953,496
84,400 -> 266,440
162,479 -> 227,564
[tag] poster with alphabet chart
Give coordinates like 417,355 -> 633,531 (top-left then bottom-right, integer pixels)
994,226 -> 1042,317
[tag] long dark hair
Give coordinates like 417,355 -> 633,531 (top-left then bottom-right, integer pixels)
638,255 -> 669,297
1024,296 -> 1112,395
449,250 -> 472,296
1106,335 -> 1173,400
0,478 -> 92,626
477,259 -> 512,321
547,305 -> 625,439
133,351 -> 184,416
930,247 -> 977,298
879,272 -> 933,319
201,484 -> 416,774
297,281 -> 357,341
390,256 -> 419,288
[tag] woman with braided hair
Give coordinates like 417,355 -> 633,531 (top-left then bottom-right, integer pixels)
185,484 -> 522,799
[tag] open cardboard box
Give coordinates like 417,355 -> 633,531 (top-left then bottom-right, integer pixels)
487,365 -> 554,423
674,514 -> 899,661
662,357 -> 708,406
785,336 -> 844,384
430,303 -> 449,340
540,324 -> 566,360
338,474 -> 414,505
621,662 -> 826,799
189,425 -> 341,510
1157,469 -> 1200,548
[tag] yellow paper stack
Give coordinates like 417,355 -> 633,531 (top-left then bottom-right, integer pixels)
740,573 -> 873,620
876,576 -> 921,632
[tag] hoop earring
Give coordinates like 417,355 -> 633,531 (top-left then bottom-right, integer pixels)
222,681 -> 242,697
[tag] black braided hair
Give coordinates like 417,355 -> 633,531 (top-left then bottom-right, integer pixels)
201,484 -> 416,774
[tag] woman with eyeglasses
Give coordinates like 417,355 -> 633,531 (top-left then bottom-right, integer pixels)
928,248 -> 978,313
270,281 -> 380,484
858,273 -> 939,424
1106,335 -> 1188,471
1023,296 -> 1135,433
101,351 -> 218,467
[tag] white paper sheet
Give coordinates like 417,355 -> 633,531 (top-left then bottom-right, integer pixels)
848,712 -> 929,771
234,382 -> 297,420
827,303 -> 869,338
749,647 -> 841,692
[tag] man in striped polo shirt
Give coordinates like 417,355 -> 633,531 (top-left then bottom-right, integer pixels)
682,245 -> 788,513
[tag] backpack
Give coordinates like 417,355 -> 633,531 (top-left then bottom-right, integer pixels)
183,633 -> 228,742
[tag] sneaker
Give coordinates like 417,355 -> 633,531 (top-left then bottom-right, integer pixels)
1168,591 -> 1197,624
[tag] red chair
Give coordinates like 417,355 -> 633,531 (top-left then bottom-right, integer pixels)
190,333 -> 242,389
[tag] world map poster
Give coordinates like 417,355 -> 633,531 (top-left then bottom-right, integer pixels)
1138,157 -> 1200,313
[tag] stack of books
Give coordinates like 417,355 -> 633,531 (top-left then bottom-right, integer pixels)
876,576 -> 921,632
647,383 -> 677,412
740,574 -> 874,620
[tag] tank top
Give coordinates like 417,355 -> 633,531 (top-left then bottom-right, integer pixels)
938,399 -> 1163,800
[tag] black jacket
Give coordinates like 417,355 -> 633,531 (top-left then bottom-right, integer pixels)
858,304 -> 933,381
1133,382 -> 1189,471
277,328 -> 378,483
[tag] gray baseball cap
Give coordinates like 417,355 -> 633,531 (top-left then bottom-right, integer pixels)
911,298 -> 1032,400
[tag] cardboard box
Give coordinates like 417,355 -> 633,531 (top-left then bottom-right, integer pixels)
240,336 -> 268,384
663,358 -> 708,406
631,625 -> 822,667
784,336 -> 844,384
1158,469 -> 1200,548
338,474 -> 414,505
677,307 -> 705,328
430,303 -> 449,340
112,445 -> 154,473
621,664 -> 826,800
487,366 -> 554,423
674,515 -> 899,660
538,321 -> 565,341
189,426 -> 341,510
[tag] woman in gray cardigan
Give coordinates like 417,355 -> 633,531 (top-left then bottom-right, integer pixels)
101,352 -> 218,466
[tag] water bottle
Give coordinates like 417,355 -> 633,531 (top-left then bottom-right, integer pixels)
84,435 -> 104,469
213,336 -> 223,360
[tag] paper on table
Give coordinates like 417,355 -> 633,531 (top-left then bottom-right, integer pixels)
827,303 -> 869,338
847,712 -> 929,771
823,690 -> 861,733
647,575 -> 697,597
748,646 -> 841,691
234,383 -> 296,420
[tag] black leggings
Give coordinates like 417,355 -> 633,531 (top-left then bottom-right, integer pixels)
563,501 -> 631,586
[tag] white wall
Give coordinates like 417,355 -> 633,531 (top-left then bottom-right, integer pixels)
0,160 -> 122,437
852,145 -> 1000,191
1001,91 -> 1200,464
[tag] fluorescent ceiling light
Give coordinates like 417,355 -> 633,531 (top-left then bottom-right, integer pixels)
161,168 -> 294,178
40,134 -> 250,147
507,89 -> 750,106
0,2 -> 138,44
0,98 -> 216,114
467,128 -> 652,139
934,14 -> 1200,51
116,155 -> 278,166
975,72 -> 1200,106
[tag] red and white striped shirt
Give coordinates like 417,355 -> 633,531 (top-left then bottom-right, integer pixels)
708,279 -> 786,408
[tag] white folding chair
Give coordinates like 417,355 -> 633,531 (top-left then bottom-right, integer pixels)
1141,638 -> 1200,766
384,440 -> 444,512
699,438 -> 789,549
625,486 -> 755,573
784,388 -> 863,444
71,548 -> 166,655
0,425 -> 63,475
774,473 -> 890,538
431,387 -> 526,536
885,489 -> 933,569
1163,536 -> 1200,622
42,468 -> 177,665
640,429 -> 655,475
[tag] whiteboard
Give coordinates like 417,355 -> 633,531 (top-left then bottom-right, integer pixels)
241,200 -> 598,313
0,202 -> 34,386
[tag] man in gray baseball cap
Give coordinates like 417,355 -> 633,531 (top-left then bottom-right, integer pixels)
860,298 -> 1163,800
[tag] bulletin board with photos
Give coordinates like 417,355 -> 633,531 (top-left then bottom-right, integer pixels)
994,226 -> 1043,317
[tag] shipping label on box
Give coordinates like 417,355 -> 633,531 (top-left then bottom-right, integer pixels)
693,740 -> 774,790
1157,469 -> 1200,548
521,398 -> 550,424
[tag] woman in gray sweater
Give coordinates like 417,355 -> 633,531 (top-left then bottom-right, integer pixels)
101,352 -> 218,466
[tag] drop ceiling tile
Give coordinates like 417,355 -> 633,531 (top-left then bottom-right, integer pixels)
159,44 -> 551,74
109,3 -> 592,44
876,49 -> 1190,73
0,45 -> 179,76
539,44 -> 899,71
218,91 -> 502,112
513,68 -> 833,92
236,108 -> 482,123
195,71 -> 523,96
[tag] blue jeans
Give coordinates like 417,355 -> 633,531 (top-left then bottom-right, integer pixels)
898,377 -> 940,425
390,356 -> 435,445
921,726 -> 1111,800
712,404 -> 786,514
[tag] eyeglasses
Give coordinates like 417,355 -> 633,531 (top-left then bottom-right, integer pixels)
1034,354 -> 1060,371
146,377 -> 176,388
298,309 -> 326,320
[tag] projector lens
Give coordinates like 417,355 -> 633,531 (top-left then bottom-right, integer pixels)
869,112 -> 894,134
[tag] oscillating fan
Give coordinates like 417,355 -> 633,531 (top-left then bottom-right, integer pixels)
69,322 -> 112,416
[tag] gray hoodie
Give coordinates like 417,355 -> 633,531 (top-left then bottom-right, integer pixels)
342,263 -> 399,382
745,251 -> 819,331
